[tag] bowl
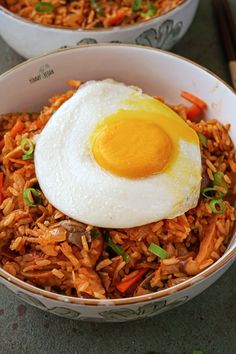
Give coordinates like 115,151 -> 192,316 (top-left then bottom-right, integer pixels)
0,0 -> 199,58
0,44 -> 235,322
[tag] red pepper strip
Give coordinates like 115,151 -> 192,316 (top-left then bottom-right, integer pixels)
10,120 -> 25,138
0,172 -> 4,204
116,268 -> 148,293
107,10 -> 125,26
181,91 -> 207,110
8,158 -> 30,165
186,104 -> 202,121
0,139 -> 4,151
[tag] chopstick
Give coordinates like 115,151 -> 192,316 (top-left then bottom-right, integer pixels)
213,0 -> 236,89
223,0 -> 236,48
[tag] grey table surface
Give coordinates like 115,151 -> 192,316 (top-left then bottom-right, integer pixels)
0,1 -> 235,354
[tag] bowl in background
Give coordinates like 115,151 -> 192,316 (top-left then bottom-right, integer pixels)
0,44 -> 235,322
0,0 -> 199,58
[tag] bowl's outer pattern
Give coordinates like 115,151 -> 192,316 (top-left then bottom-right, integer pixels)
61,19 -> 183,51
97,297 -> 189,321
6,283 -> 190,322
15,292 -> 83,320
135,20 -> 183,48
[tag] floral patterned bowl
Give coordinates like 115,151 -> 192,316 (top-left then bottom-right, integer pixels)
0,0 -> 199,58
0,44 -> 235,322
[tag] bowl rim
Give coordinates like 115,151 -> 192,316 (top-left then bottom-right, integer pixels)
0,43 -> 235,307
0,0 -> 194,33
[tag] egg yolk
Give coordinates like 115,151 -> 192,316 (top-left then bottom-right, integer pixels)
90,97 -> 199,179
91,114 -> 172,178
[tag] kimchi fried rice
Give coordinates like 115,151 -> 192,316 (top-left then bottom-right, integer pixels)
1,0 -> 185,29
0,79 -> 235,300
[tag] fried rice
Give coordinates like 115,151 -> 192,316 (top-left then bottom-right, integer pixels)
0,79 -> 235,300
1,0 -> 185,29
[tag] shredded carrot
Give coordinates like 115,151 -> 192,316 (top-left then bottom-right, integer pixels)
181,91 -> 207,110
116,268 -> 148,293
106,10 -> 124,26
8,158 -> 30,165
0,139 -> 4,151
186,104 -> 202,121
34,120 -> 43,129
10,120 -> 25,138
0,172 -> 3,204
16,166 -> 33,175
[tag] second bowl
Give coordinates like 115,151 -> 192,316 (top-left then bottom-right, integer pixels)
0,0 -> 199,58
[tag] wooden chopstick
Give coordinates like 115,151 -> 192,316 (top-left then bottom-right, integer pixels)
223,0 -> 236,49
213,0 -> 236,89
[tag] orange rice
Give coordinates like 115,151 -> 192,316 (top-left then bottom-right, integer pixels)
1,0 -> 185,29
0,80 -> 235,299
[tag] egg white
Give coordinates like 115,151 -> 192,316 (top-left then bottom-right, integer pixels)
35,80 -> 201,228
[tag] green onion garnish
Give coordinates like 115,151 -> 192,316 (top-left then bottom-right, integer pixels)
193,352 -> 203,354
197,132 -> 208,147
209,198 -> 226,214
22,153 -> 34,161
141,0 -> 157,17
23,188 -> 41,207
213,171 -> 228,191
20,138 -> 34,156
34,1 -> 54,12
201,187 -> 225,200
148,243 -> 168,259
132,0 -> 143,12
106,237 -> 130,263
90,0 -> 104,16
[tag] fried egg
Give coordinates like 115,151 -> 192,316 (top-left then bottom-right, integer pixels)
35,80 -> 201,228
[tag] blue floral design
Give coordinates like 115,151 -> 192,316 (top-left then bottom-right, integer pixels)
136,19 -> 183,49
99,296 -> 189,321
77,38 -> 98,45
13,288 -> 189,321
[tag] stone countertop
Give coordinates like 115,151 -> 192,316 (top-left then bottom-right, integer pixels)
0,1 -> 235,353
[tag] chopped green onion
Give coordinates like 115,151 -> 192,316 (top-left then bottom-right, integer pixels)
141,0 -> 157,17
90,0 -> 104,16
22,152 -> 34,161
193,352 -> 202,354
148,243 -> 168,259
201,187 -> 225,200
197,132 -> 208,147
23,188 -> 41,207
34,1 -> 54,13
132,0 -> 143,12
106,237 -> 130,263
20,138 -> 34,156
213,171 -> 228,192
209,199 -> 226,214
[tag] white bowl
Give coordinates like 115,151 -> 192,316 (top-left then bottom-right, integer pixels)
0,0 -> 199,58
0,44 -> 235,322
